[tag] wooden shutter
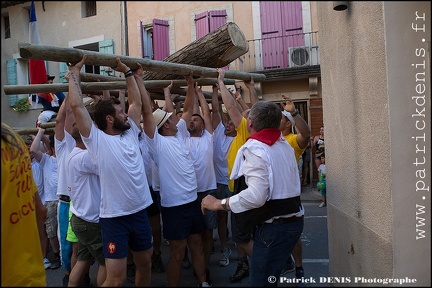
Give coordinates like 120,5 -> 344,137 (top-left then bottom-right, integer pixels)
260,1 -> 304,69
59,62 -> 68,83
152,19 -> 169,61
99,39 -> 114,76
195,10 -> 227,40
6,59 -> 18,106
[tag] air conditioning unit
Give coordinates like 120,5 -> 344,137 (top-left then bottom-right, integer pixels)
288,46 -> 320,67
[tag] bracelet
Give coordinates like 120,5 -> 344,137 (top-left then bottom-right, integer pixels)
124,70 -> 133,78
291,109 -> 299,117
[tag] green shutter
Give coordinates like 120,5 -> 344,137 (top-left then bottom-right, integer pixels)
99,39 -> 114,76
6,59 -> 18,106
59,62 -> 68,83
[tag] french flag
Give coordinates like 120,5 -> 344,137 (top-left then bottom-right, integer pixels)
29,0 -> 47,85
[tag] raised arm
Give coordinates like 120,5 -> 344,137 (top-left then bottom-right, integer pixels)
181,73 -> 195,124
112,57 -> 142,128
282,95 -> 311,149
134,62 -> 156,138
66,55 -> 93,138
245,76 -> 259,105
29,127 -> 46,163
163,81 -> 180,124
211,84 -> 221,130
196,85 -> 212,133
235,89 -> 249,112
217,68 -> 243,127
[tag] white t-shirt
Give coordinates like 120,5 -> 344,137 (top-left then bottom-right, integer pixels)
82,121 -> 152,218
145,119 -> 197,207
67,147 -> 101,223
39,153 -> 58,202
213,122 -> 234,185
229,137 -> 303,218
31,159 -> 45,204
139,133 -> 152,185
55,131 -> 76,197
186,129 -> 217,192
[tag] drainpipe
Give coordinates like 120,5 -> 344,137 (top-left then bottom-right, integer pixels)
122,1 -> 129,56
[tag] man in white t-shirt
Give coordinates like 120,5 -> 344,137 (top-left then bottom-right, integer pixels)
139,72 -> 209,287
66,55 -> 153,286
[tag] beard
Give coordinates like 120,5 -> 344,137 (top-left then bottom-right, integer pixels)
113,116 -> 130,132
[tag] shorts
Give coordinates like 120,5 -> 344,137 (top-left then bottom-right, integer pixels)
146,186 -> 161,217
71,214 -> 105,265
160,198 -> 206,240
66,207 -> 78,242
197,190 -> 218,230
44,200 -> 59,238
99,209 -> 153,259
302,148 -> 311,162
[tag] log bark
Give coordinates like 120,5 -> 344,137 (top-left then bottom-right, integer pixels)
19,43 -> 265,82
142,22 -> 249,80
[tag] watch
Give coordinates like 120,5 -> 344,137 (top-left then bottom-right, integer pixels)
221,198 -> 228,211
291,109 -> 299,117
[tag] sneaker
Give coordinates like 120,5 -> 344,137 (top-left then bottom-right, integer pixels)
80,273 -> 91,287
127,263 -> 136,283
295,266 -> 306,287
62,274 -> 69,287
198,281 -> 212,287
182,252 -> 191,269
43,257 -> 51,270
229,260 -> 249,283
280,254 -> 295,275
319,202 -> 326,208
219,247 -> 232,267
51,254 -> 61,270
152,252 -> 165,273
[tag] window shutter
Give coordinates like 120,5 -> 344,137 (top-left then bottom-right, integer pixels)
99,39 -> 114,76
195,11 -> 209,39
152,19 -> 169,61
209,10 -> 227,32
6,59 -> 18,106
281,1 -> 304,47
59,62 -> 68,83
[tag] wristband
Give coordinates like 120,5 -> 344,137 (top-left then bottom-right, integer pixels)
291,109 -> 299,117
124,70 -> 133,78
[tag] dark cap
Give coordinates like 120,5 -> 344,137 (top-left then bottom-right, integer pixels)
47,75 -> 55,80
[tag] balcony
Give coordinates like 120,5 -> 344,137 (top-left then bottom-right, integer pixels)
237,31 -> 321,80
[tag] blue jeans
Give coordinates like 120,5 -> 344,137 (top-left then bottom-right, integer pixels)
250,217 -> 304,287
58,201 -> 72,272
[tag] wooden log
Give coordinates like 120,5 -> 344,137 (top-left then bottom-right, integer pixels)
18,43 -> 266,82
80,72 -> 236,87
142,22 -> 248,80
3,80 -> 229,98
15,127 -> 55,135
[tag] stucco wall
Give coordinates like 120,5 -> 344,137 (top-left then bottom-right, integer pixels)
317,1 -> 430,285
1,1 -> 123,128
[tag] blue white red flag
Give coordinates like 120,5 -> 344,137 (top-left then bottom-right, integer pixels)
29,0 -> 48,85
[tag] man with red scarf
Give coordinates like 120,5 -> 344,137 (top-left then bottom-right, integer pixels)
201,101 -> 304,287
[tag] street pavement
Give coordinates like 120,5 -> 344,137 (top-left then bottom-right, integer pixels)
45,185 -> 328,287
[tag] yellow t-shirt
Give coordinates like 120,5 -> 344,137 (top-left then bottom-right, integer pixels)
227,117 -> 250,192
283,133 -> 306,164
1,123 -> 46,287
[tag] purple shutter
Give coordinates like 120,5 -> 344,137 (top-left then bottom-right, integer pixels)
260,1 -> 303,69
209,10 -> 227,32
195,11 -> 209,39
281,1 -> 304,48
153,19 -> 169,60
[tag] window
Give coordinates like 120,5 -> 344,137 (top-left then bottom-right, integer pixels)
4,15 -> 10,39
142,19 -> 169,61
82,1 -> 96,18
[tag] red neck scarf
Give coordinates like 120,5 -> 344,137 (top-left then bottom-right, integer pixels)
247,128 -> 281,146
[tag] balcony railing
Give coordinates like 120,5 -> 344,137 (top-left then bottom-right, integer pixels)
237,31 -> 320,73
